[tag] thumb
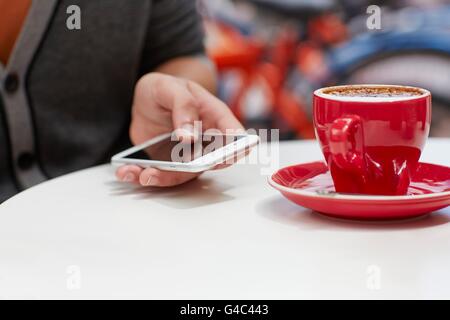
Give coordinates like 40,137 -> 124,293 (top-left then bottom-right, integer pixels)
171,86 -> 201,143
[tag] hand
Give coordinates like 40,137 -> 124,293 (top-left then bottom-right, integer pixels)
115,73 -> 244,187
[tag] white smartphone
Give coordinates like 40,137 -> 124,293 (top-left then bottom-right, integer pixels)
111,132 -> 259,172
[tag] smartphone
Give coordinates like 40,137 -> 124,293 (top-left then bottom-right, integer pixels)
111,132 -> 259,172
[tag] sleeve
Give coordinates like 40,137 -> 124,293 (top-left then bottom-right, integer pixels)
141,0 -> 206,72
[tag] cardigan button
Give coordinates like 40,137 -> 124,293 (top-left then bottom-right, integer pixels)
4,73 -> 19,93
17,152 -> 35,171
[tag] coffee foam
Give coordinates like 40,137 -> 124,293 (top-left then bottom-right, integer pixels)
315,85 -> 429,102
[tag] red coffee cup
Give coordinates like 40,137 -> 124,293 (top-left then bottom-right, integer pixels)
313,84 -> 431,195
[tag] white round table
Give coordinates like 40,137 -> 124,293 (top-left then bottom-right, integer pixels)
0,138 -> 449,299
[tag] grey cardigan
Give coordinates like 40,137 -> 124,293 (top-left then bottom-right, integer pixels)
0,0 -> 205,202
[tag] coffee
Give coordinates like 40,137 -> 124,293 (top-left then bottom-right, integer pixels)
323,86 -> 423,98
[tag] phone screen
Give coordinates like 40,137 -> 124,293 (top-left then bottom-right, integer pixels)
123,135 -> 246,163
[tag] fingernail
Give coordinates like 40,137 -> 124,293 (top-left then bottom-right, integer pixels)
145,175 -> 158,186
123,173 -> 134,182
180,123 -> 195,136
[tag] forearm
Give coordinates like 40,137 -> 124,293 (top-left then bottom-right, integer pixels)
154,56 -> 217,94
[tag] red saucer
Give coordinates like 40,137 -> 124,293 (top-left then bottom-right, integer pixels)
269,162 -> 450,220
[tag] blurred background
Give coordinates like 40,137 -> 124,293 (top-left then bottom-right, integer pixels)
199,0 -> 450,139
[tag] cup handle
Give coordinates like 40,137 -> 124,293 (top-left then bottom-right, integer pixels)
329,115 -> 366,175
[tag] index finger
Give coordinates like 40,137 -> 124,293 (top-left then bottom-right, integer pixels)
187,81 -> 244,132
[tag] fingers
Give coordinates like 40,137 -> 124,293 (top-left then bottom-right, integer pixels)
148,74 -> 200,142
138,167 -> 200,187
138,73 -> 244,139
115,165 -> 143,184
171,94 -> 200,143
187,81 -> 244,132
212,148 -> 252,170
117,165 -> 200,187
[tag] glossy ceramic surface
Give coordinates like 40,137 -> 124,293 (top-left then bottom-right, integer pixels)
269,161 -> 450,220
313,85 -> 431,195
